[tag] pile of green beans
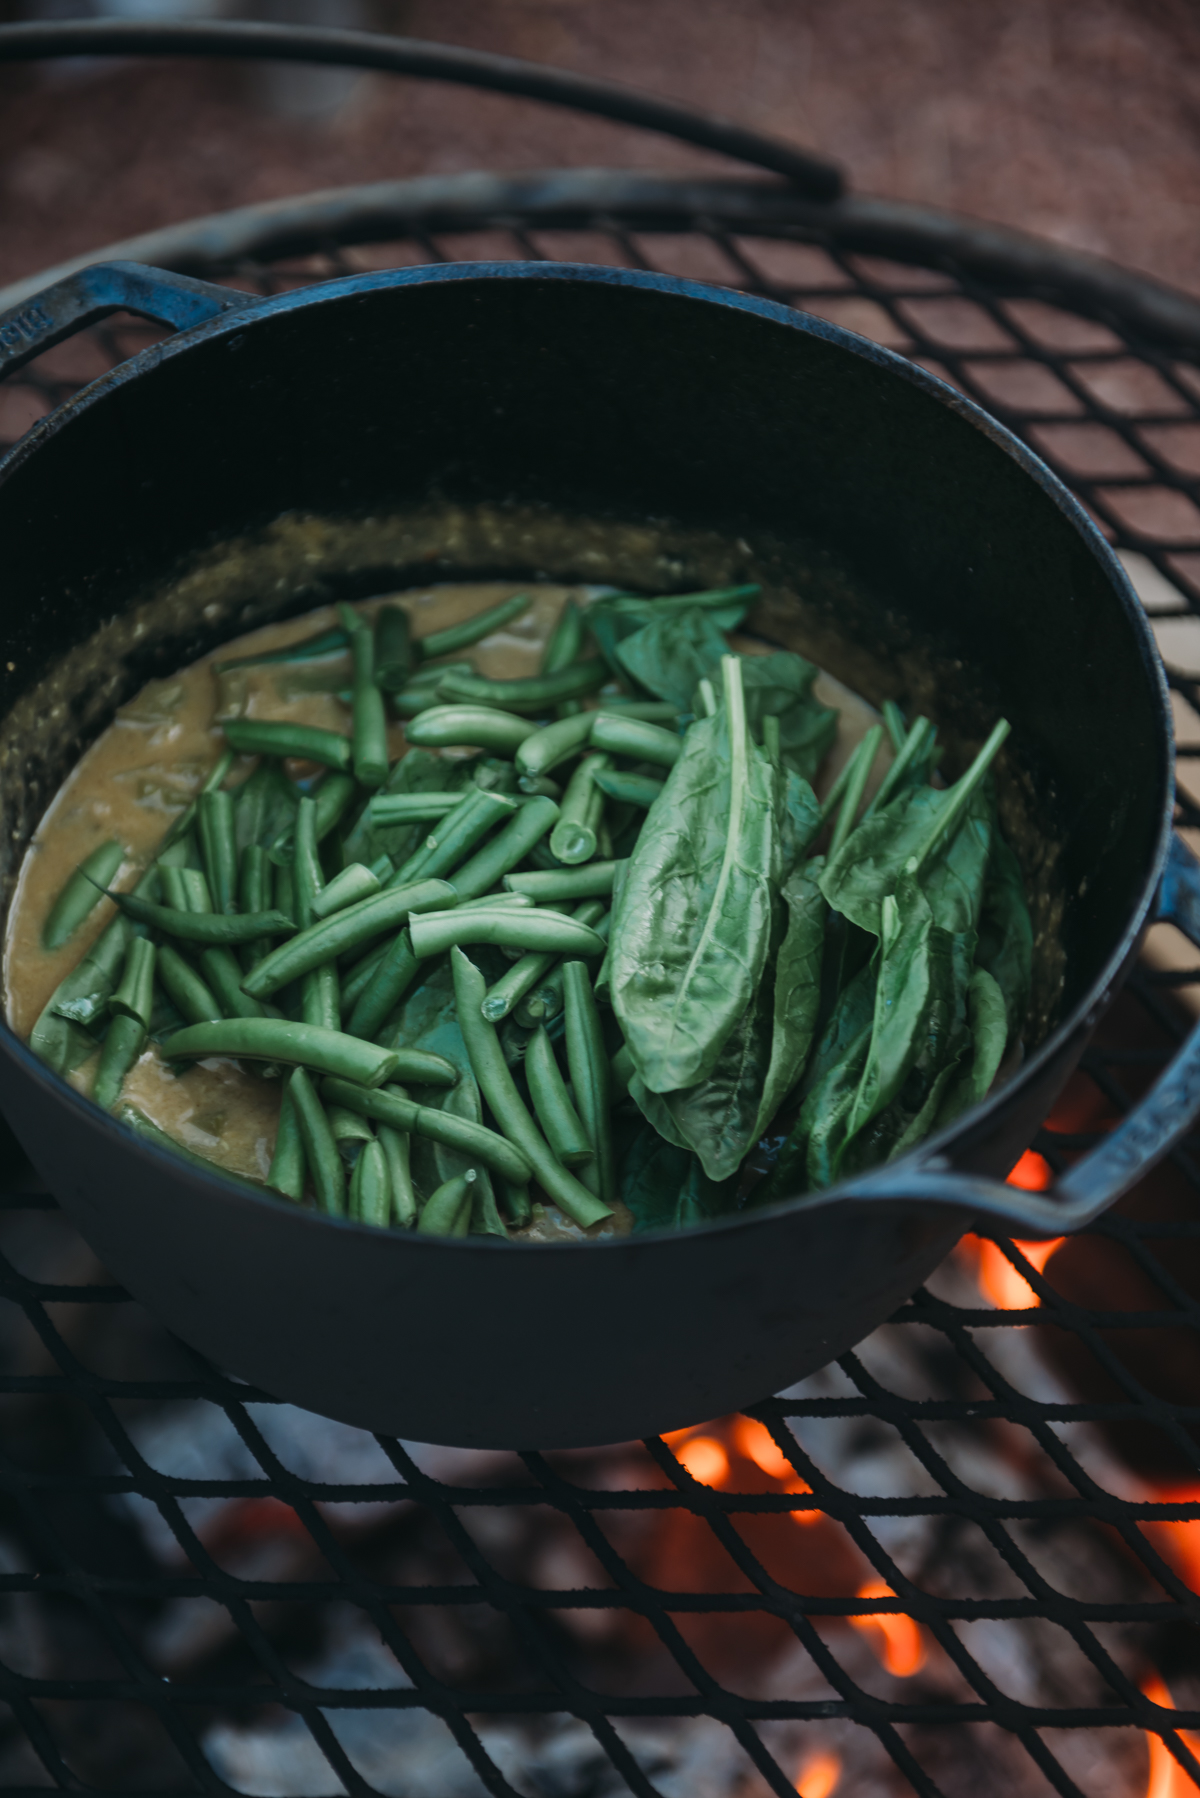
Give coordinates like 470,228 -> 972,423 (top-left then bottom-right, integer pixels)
31,581 -> 786,1240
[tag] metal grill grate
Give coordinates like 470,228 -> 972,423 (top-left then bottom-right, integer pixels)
4,181 -> 1200,1798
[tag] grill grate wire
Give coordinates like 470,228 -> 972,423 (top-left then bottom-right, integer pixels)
3,195 -> 1200,1798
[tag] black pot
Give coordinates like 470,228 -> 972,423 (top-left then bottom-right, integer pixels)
0,258 -> 1194,1449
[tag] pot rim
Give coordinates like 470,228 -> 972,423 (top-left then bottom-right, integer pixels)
0,259 -> 1175,1247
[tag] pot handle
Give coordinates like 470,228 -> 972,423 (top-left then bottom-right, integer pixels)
0,259 -> 256,383
839,831 -> 1200,1236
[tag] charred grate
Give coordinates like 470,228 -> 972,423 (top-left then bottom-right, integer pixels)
4,129 -> 1200,1798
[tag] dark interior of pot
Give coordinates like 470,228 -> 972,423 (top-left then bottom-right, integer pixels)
0,269 -> 1171,1057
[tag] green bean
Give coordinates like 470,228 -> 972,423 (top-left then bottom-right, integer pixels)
347,622 -> 389,788
214,624 -> 349,674
288,1066 -> 346,1217
882,699 -> 908,756
234,760 -> 291,854
417,1170 -> 476,1236
92,1012 -> 145,1111
198,788 -> 237,913
437,661 -> 607,715
238,844 -> 273,971
542,597 -> 585,673
590,713 -> 682,768
273,863 -> 296,927
525,1026 -> 593,1166
329,1103 -> 375,1158
311,863 -> 382,919
498,1178 -> 532,1227
590,698 -> 680,722
481,900 -> 605,1021
404,706 -> 537,754
42,840 -> 126,950
109,936 -> 156,1026
165,1019 -> 405,1087
200,947 -> 266,1021
302,962 -> 341,1032
374,603 -> 415,692
239,842 -> 268,915
376,1087 -> 417,1227
242,879 -> 456,999
610,1041 -> 635,1100
514,981 -> 562,1030
549,753 -> 608,866
411,908 -> 605,961
390,789 -> 516,885
339,940 -> 389,1018
419,590 -> 532,659
504,864 -> 621,902
450,950 -> 611,1228
592,768 -> 664,809
351,1137 -> 391,1228
267,771 -> 357,863
368,793 -> 463,826
517,774 -> 562,799
267,1084 -> 306,1200
346,928 -> 421,1042
827,726 -> 884,858
99,889 -> 294,945
159,864 -> 192,912
447,795 -> 559,900
561,962 -> 616,1205
321,1076 -> 531,1183
163,745 -> 238,850
388,662 -> 474,717
222,718 -> 352,773
514,710 -> 595,779
293,796 -> 323,926
182,868 -> 214,913
456,891 -> 534,912
158,943 -> 223,1026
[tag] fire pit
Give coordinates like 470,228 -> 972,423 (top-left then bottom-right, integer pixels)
3,24 -> 1200,1796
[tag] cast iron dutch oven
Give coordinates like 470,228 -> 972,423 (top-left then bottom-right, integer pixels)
0,259 -> 1196,1448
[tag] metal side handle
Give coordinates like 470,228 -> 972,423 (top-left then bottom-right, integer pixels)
840,831 -> 1200,1236
0,260 -> 256,383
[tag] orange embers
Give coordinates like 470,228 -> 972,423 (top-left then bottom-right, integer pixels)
643,1420 -> 929,1684
794,1748 -> 842,1796
1142,1674 -> 1200,1798
847,1577 -> 927,1677
966,1233 -> 1067,1311
1008,1149 -> 1054,1192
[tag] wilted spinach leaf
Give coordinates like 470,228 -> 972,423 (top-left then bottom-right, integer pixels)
738,652 -> 838,783
611,661 -> 778,1093
620,1119 -> 737,1232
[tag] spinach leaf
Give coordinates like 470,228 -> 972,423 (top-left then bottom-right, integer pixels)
628,853 -> 826,1183
752,957 -> 877,1202
611,658 -> 778,1093
819,748 -> 998,936
935,965 -> 1009,1130
738,653 -> 838,783
835,886 -> 974,1178
975,831 -> 1033,1040
585,590 -> 750,682
754,858 -> 827,1138
629,962 -> 774,1181
615,608 -> 729,712
619,1119 -> 736,1233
